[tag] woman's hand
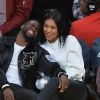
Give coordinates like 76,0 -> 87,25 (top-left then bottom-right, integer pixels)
58,74 -> 69,92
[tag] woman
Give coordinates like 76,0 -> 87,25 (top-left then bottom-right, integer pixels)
39,9 -> 87,100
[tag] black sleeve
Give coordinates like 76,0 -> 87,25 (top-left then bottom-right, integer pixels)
0,37 -> 9,89
37,47 -> 65,77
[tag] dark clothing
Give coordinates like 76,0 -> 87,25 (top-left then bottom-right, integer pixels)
0,36 -> 87,100
38,77 -> 87,100
4,27 -> 20,37
0,78 -> 61,100
0,36 -> 64,90
58,80 -> 87,100
0,84 -> 37,100
37,77 -> 61,100
96,66 -> 100,95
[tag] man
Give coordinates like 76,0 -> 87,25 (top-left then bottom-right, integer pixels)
0,20 -> 40,100
72,0 -> 85,19
0,0 -> 32,37
70,0 -> 100,47
0,20 -> 68,100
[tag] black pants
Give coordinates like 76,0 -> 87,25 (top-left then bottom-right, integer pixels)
0,78 -> 60,100
38,77 -> 61,100
58,80 -> 87,100
0,78 -> 87,100
0,84 -> 37,100
37,78 -> 87,100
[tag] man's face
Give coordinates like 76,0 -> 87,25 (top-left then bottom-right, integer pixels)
80,0 -> 89,15
21,21 -> 40,42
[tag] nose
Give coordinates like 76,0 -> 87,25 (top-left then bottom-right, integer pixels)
46,27 -> 51,33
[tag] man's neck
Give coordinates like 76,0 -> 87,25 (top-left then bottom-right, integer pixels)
16,32 -> 28,46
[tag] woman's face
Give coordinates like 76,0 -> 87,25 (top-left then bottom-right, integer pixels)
43,19 -> 58,43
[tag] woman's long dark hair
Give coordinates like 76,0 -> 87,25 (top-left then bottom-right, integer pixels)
39,9 -> 69,46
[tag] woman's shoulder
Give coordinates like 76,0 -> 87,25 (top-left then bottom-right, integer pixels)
65,35 -> 78,44
65,35 -> 82,51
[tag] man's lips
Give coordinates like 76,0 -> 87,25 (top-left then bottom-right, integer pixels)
28,30 -> 34,35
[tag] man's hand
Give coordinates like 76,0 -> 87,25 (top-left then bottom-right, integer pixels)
0,30 -> 2,37
3,88 -> 15,100
58,74 -> 69,92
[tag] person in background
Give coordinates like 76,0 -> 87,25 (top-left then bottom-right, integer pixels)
0,0 -> 33,37
70,0 -> 100,47
72,0 -> 85,19
39,9 -> 87,100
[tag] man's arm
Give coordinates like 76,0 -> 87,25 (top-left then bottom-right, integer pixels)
49,62 -> 70,92
0,37 -> 9,88
0,37 -> 15,100
37,46 -> 69,92
0,0 -> 33,35
38,49 -> 69,92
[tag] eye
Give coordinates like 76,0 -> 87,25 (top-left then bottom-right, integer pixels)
51,26 -> 56,29
44,24 -> 48,28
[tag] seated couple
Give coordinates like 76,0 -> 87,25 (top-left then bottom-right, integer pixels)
0,9 -> 87,100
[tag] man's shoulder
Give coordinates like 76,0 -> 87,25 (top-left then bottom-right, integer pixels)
0,36 -> 16,45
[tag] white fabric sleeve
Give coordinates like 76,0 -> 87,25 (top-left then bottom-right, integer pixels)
65,35 -> 85,81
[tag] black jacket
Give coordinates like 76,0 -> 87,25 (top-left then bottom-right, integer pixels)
0,37 -> 65,90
